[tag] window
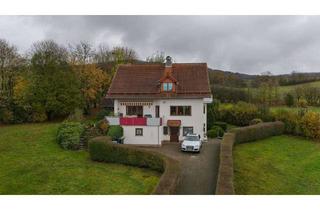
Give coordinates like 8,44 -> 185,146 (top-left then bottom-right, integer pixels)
203,123 -> 206,132
170,106 -> 191,116
163,82 -> 173,91
183,127 -> 194,136
135,128 -> 143,136
163,126 -> 168,135
126,106 -> 143,116
203,105 -> 206,114
155,105 -> 160,118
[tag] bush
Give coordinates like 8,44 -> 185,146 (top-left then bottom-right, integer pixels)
215,132 -> 236,195
297,99 -> 308,108
207,126 -> 224,138
0,108 -> 14,124
219,101 -> 259,126
67,108 -> 84,122
249,118 -> 263,125
272,109 -> 301,135
96,119 -> 109,134
231,121 -> 285,144
88,137 -> 181,194
284,93 -> 294,107
96,109 -> 110,121
212,121 -> 227,131
300,112 -> 320,140
107,125 -> 123,139
56,121 -> 84,150
31,111 -> 47,122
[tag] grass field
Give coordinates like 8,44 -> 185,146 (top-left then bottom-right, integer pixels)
0,123 -> 160,195
234,135 -> 320,194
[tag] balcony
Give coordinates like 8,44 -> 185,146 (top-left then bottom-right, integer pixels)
105,116 -> 162,126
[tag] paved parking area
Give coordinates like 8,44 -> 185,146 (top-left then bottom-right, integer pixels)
143,139 -> 221,195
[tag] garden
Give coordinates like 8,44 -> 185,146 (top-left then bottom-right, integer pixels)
0,122 -> 160,194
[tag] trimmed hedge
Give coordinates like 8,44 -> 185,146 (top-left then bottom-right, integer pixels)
212,121 -> 227,131
89,137 -> 181,194
107,125 -> 123,140
215,121 -> 285,195
231,121 -> 284,144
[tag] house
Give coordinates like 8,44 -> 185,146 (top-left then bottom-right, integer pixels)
105,56 -> 212,145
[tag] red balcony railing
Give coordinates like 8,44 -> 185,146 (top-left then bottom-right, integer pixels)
120,117 -> 147,126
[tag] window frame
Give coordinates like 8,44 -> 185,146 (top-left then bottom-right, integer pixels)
183,127 -> 194,136
163,126 -> 168,135
135,128 -> 143,136
126,106 -> 143,116
170,106 -> 192,116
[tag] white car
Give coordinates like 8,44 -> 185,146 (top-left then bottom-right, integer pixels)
181,134 -> 202,153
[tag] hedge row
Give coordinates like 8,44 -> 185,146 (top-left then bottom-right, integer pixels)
231,121 -> 285,144
88,137 -> 181,195
215,121 -> 285,195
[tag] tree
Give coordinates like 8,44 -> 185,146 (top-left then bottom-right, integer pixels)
0,39 -> 25,105
29,40 -> 81,120
72,64 -> 109,113
94,44 -> 112,64
68,41 -> 95,65
146,51 -> 165,63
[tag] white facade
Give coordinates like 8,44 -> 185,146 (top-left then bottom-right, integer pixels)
110,98 -> 212,145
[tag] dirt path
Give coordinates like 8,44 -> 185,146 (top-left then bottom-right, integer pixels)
143,139 -> 221,195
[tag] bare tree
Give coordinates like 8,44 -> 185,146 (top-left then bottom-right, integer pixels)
146,51 -> 166,63
93,44 -> 112,64
68,41 -> 95,65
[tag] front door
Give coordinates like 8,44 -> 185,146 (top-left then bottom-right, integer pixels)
170,127 -> 179,142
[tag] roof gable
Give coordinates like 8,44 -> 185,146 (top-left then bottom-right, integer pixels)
107,63 -> 211,98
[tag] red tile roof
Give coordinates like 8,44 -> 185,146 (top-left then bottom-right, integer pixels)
107,63 -> 211,99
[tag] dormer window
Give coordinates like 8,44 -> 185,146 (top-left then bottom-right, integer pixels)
163,82 -> 173,91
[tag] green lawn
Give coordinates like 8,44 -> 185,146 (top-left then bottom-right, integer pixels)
0,123 -> 160,194
233,135 -> 320,195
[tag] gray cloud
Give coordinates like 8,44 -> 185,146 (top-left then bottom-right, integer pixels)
0,15 -> 320,74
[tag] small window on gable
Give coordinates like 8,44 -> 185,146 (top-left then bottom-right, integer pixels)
135,128 -> 143,136
163,82 -> 173,92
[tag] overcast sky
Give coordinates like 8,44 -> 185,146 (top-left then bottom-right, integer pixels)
0,15 -> 320,74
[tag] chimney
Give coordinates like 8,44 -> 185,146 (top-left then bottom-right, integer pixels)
165,56 -> 172,67
164,56 -> 173,77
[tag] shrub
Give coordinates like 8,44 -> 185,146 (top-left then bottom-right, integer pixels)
212,121 -> 227,131
207,126 -> 224,138
249,118 -> 263,125
107,125 -> 123,139
88,137 -> 181,194
300,112 -> 320,140
284,93 -> 294,107
96,109 -> 110,121
297,98 -> 308,108
219,101 -> 259,126
215,132 -> 236,195
0,109 -> 14,124
96,119 -> 109,134
56,121 -> 84,150
31,111 -> 47,122
231,121 -> 285,144
67,108 -> 84,122
272,109 -> 301,135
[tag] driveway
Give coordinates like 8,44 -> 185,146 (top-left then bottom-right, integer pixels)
143,139 -> 221,195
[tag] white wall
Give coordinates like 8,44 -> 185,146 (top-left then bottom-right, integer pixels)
157,99 -> 206,141
123,126 -> 160,145
113,98 -> 208,144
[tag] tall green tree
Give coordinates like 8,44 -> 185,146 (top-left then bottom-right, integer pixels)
29,40 -> 81,120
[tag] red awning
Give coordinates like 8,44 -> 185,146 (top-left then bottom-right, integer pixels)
167,120 -> 181,127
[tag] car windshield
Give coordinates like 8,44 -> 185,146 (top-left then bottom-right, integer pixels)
184,136 -> 199,141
